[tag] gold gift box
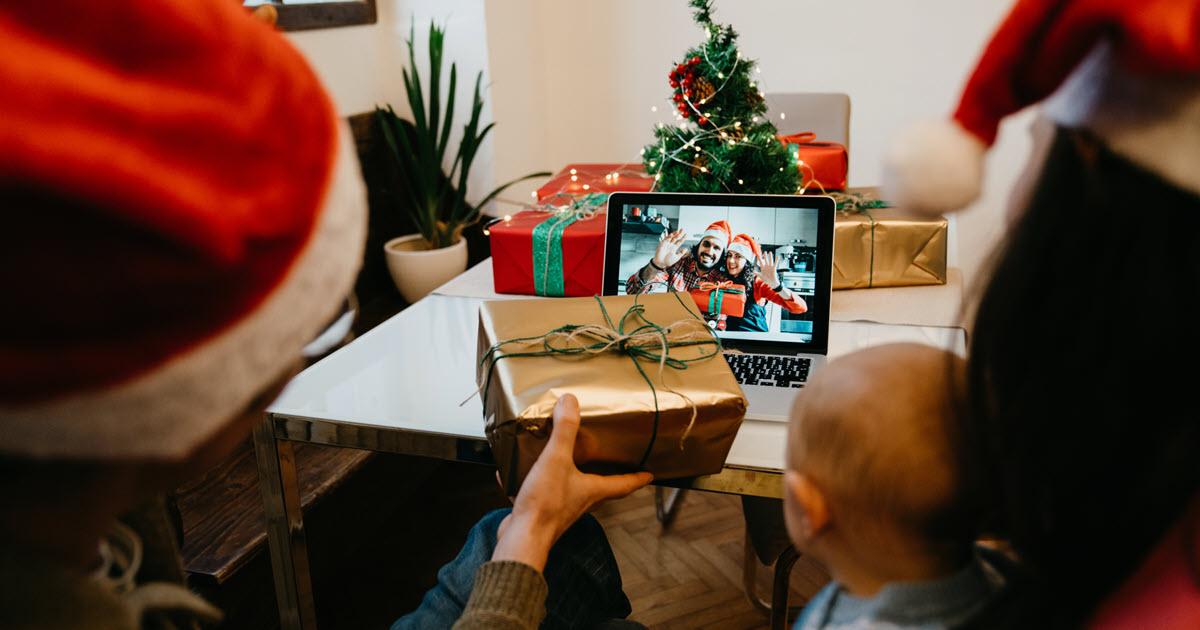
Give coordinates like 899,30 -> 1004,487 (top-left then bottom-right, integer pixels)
833,208 -> 949,290
478,293 -> 748,492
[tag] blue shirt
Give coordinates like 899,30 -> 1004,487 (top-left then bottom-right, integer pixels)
794,547 -> 1012,630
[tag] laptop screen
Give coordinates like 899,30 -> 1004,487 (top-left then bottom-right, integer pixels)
604,193 -> 833,350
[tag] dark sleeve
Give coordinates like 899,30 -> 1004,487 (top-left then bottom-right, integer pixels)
452,561 -> 548,630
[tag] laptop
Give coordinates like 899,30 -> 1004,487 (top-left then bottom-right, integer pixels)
603,192 -> 835,421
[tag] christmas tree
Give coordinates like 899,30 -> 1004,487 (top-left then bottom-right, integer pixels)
643,0 -> 799,194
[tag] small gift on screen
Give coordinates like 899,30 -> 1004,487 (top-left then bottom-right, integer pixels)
689,281 -> 747,318
478,293 -> 747,493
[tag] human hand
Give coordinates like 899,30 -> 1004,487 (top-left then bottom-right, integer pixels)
492,394 -> 653,572
759,251 -> 780,288
652,230 -> 689,270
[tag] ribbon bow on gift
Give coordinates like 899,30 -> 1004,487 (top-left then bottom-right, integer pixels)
480,294 -> 722,461
531,192 -> 608,296
696,280 -> 743,292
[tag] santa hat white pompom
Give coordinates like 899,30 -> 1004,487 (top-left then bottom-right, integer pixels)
883,120 -> 985,216
882,0 -> 1200,217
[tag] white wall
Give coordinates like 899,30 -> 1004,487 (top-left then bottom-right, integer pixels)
286,0 -> 495,208
284,1 -> 1033,287
485,0 -> 1032,288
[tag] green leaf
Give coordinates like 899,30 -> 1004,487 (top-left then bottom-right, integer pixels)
437,64 -> 457,163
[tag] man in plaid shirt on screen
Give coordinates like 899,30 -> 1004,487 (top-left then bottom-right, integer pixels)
626,220 -> 732,294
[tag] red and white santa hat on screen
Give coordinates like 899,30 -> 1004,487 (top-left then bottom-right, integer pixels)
728,234 -> 762,265
699,220 -> 733,249
884,0 -> 1200,215
0,1 -> 367,460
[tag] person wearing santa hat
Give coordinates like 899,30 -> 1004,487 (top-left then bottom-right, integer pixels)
0,0 -> 371,626
625,219 -> 732,294
0,4 -> 651,629
722,233 -> 807,333
881,1 -> 1200,628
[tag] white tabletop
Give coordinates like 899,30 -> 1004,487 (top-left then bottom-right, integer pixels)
271,260 -> 966,472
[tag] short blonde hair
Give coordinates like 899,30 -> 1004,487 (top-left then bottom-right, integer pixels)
788,344 -> 975,551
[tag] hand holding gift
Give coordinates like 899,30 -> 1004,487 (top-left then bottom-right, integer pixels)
493,394 -> 653,572
479,293 -> 747,492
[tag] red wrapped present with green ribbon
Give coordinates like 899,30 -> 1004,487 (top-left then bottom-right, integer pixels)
490,193 -> 608,297
689,281 -> 746,318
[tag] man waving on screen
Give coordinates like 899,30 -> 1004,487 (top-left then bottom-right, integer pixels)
625,220 -> 732,294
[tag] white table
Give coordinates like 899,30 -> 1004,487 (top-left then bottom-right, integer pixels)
255,259 -> 966,629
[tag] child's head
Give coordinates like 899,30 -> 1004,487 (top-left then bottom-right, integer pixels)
784,343 -> 974,581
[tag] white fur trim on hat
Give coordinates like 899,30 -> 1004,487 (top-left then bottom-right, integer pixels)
883,120 -> 986,216
727,242 -> 756,263
700,230 -> 729,247
0,122 -> 367,460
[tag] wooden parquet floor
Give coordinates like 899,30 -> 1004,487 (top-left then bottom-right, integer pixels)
593,487 -> 831,629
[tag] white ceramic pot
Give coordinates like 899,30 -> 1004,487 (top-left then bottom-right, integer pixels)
384,234 -> 468,303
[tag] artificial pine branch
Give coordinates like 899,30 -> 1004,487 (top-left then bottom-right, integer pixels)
645,1 -> 798,195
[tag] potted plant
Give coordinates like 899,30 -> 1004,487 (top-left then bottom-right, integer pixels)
376,22 -> 547,303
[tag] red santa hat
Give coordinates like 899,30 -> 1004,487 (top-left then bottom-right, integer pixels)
0,1 -> 366,459
727,233 -> 762,265
699,220 -> 732,249
884,0 -> 1200,215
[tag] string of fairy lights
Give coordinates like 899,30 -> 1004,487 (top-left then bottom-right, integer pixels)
485,22 -> 801,225
644,23 -> 798,193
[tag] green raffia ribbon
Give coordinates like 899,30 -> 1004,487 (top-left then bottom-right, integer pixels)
831,191 -> 890,213
480,293 -> 723,467
531,192 -> 609,296
831,192 -> 890,288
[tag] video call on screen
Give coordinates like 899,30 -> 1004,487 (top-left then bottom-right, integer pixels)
615,203 -> 819,344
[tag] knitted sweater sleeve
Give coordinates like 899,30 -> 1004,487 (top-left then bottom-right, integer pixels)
753,277 -> 808,313
452,561 -> 548,630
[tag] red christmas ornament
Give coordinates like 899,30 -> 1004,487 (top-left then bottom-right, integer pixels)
690,56 -> 701,65
669,80 -> 679,88
676,64 -> 686,74
681,110 -> 690,119
698,116 -> 709,125
673,93 -> 683,102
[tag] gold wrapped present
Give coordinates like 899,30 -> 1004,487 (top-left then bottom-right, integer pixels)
833,207 -> 949,290
478,293 -> 748,492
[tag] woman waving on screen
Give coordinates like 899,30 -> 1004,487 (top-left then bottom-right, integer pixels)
723,233 -> 807,333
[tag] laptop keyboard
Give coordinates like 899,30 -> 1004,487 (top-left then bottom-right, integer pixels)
724,353 -> 811,388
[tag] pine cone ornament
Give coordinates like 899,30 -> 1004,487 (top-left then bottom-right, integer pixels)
691,154 -> 708,177
693,76 -> 716,104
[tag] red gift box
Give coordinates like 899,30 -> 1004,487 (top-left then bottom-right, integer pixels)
491,210 -> 606,297
778,132 -> 848,192
536,163 -> 654,205
689,281 -> 747,318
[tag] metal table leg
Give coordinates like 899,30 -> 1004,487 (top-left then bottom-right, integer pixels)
654,486 -> 686,527
254,416 -> 318,630
742,531 -> 804,630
